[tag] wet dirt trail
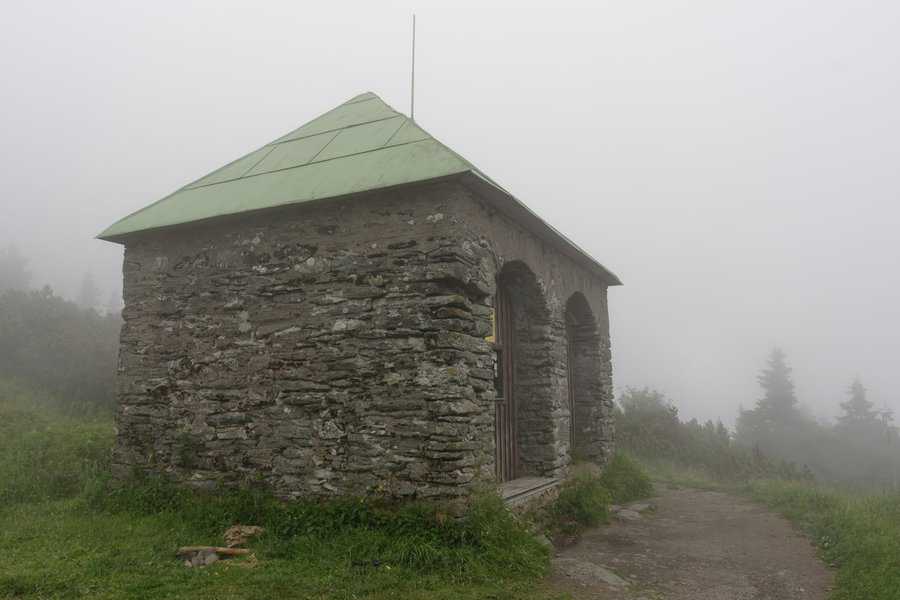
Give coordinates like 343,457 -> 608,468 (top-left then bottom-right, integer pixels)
549,484 -> 833,600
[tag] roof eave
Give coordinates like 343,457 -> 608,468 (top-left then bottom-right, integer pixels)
97,170 -> 622,288
458,171 -> 622,287
94,173 -> 470,245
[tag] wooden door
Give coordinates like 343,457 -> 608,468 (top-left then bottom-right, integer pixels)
494,284 -> 517,482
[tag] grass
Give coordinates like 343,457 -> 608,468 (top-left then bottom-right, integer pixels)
0,383 -> 113,504
0,497 -> 561,600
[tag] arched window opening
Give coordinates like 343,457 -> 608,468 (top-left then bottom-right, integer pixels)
493,261 -> 555,482
565,293 -> 601,460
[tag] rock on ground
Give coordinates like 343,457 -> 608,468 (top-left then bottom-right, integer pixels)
552,557 -> 628,587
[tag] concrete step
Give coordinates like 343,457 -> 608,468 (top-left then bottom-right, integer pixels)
501,476 -> 560,508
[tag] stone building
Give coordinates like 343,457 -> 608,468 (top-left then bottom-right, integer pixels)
99,92 -> 621,500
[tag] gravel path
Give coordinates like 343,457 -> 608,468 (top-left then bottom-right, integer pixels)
549,484 -> 833,599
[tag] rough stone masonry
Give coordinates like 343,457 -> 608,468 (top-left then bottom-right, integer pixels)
112,180 -> 615,501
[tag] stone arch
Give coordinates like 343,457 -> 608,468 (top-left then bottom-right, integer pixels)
494,260 -> 559,481
565,292 -> 604,461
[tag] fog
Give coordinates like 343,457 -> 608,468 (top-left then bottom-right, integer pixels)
2,1 -> 898,425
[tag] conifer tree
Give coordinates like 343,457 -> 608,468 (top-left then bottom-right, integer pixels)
756,347 -> 799,424
837,378 -> 880,430
736,348 -> 801,443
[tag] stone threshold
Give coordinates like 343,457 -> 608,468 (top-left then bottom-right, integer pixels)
500,476 -> 561,508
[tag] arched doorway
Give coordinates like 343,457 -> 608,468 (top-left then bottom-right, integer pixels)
494,261 -> 555,482
565,293 -> 601,460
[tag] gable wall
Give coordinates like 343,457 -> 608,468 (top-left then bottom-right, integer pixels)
114,182 -> 497,500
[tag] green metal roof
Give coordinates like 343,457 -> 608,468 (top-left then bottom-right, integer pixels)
99,92 -> 620,285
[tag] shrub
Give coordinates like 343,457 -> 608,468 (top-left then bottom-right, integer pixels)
599,453 -> 654,504
551,467 -> 611,534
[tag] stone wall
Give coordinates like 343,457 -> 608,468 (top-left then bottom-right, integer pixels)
113,179 -> 615,500
115,183 -> 501,499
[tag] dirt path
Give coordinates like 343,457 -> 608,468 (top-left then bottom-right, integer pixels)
549,484 -> 833,599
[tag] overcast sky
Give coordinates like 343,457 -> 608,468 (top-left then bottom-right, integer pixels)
2,1 -> 898,424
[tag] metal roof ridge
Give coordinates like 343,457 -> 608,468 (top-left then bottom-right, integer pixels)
270,113 -> 402,147
341,93 -> 379,106
170,137 -> 439,193
267,92 -> 386,144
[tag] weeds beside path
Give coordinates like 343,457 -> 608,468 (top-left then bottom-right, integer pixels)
643,459 -> 900,600
747,480 -> 900,600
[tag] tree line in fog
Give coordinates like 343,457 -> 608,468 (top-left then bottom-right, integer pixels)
618,348 -> 899,489
0,244 -> 119,413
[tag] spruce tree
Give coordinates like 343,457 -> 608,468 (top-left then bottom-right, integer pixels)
736,347 -> 802,445
836,377 -> 879,430
756,347 -> 799,424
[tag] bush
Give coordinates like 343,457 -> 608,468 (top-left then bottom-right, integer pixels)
552,468 -> 611,535
543,454 -> 654,536
598,453 -> 654,504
